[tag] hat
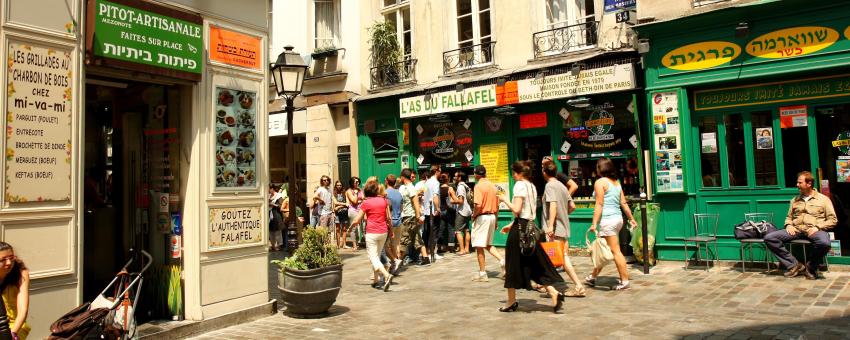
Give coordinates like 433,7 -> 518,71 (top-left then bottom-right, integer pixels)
474,165 -> 487,176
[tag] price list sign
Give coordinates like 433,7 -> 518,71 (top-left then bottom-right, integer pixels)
5,42 -> 73,202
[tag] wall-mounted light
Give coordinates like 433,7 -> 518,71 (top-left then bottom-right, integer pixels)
535,69 -> 546,80
637,38 -> 650,54
571,62 -> 585,76
567,97 -> 592,108
496,77 -> 506,86
735,22 -> 750,38
456,83 -> 464,92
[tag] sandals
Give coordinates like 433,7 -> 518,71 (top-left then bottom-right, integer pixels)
564,287 -> 587,298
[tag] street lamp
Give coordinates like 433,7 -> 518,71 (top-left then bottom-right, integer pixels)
270,45 -> 307,250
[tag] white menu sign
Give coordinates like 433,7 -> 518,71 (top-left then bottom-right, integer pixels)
6,41 -> 73,202
208,206 -> 264,249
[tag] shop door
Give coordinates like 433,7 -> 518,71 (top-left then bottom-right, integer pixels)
815,104 -> 850,256
376,158 -> 399,182
518,135 -> 552,196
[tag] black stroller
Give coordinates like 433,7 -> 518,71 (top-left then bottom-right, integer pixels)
49,250 -> 152,340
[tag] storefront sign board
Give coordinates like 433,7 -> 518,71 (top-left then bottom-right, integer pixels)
208,206 -> 263,249
88,0 -> 203,80
746,26 -> 839,59
562,97 -> 637,155
209,25 -> 261,70
661,41 -> 741,71
695,74 -> 850,111
5,41 -> 73,202
519,112 -> 547,129
400,84 -> 497,118
416,121 -> 473,164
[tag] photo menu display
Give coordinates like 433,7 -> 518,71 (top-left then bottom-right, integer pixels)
5,41 -> 73,202
215,87 -> 257,188
652,91 -> 684,192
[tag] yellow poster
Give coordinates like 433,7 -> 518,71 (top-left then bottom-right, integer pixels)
479,143 -> 509,184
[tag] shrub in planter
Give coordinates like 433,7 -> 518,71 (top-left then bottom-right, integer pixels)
271,227 -> 342,317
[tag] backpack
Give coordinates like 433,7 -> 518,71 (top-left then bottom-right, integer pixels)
733,220 -> 778,239
460,182 -> 473,207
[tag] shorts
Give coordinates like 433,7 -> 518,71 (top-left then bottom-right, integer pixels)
317,214 -> 333,228
453,213 -> 471,234
335,209 -> 349,225
400,216 -> 423,249
598,218 -> 623,237
471,214 -> 496,248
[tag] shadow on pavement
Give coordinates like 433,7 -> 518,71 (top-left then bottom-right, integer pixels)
680,315 -> 850,339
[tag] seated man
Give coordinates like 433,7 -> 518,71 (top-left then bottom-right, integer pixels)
764,171 -> 836,279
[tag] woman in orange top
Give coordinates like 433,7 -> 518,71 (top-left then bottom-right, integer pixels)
0,242 -> 29,340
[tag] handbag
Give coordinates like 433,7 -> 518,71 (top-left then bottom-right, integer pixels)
540,241 -> 565,267
516,218 -> 540,256
733,220 -> 778,239
586,230 -> 613,269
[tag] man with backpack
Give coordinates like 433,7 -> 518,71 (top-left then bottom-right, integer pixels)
452,171 -> 473,256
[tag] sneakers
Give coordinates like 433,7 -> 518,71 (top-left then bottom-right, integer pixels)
371,280 -> 385,289
613,280 -> 631,291
472,272 -> 489,282
583,275 -> 596,287
434,253 -> 444,260
418,257 -> 432,266
391,259 -> 403,275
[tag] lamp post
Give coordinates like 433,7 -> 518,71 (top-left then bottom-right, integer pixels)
270,45 -> 307,250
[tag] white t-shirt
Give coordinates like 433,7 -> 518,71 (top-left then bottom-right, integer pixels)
512,180 -> 537,220
455,183 -> 472,217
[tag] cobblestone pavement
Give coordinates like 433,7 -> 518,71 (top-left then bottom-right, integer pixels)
193,249 -> 850,339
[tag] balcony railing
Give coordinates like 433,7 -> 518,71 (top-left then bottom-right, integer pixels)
443,41 -> 496,75
533,21 -> 598,58
370,59 -> 417,89
693,0 -> 733,7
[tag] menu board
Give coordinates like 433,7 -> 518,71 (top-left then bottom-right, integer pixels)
5,41 -> 73,202
560,96 -> 637,155
215,87 -> 257,188
208,206 -> 263,249
479,143 -> 510,209
652,91 -> 684,192
416,120 -> 473,164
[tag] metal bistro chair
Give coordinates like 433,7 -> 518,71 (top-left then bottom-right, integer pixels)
789,238 -> 830,272
739,212 -> 774,273
684,213 -> 719,271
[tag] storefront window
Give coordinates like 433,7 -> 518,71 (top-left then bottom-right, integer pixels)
724,114 -> 748,186
699,116 -> 720,188
781,121 -> 810,188
752,111 -> 777,186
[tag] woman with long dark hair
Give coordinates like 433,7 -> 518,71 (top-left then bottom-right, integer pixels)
0,242 -> 29,340
332,180 -> 349,248
586,157 -> 637,291
345,177 -> 364,250
497,161 -> 564,313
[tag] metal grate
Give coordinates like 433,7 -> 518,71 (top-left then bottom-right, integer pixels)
533,21 -> 599,58
442,41 -> 497,75
369,59 -> 417,89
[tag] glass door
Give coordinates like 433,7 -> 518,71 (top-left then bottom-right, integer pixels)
815,104 -> 850,257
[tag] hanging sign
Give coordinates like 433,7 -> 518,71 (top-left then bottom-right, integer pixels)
87,0 -> 203,81
746,26 -> 839,59
519,112 -> 547,129
5,41 -> 74,203
604,0 -> 636,13
832,131 -> 850,155
780,105 -> 808,128
209,25 -> 262,70
208,206 -> 264,249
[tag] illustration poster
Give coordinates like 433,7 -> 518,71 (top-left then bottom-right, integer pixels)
756,127 -> 774,150
5,41 -> 74,202
215,87 -> 257,188
652,91 -> 684,192
701,133 -> 718,154
561,96 -> 637,155
837,160 -> 850,183
417,120 -> 473,164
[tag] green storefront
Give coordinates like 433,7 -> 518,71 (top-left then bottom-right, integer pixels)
636,1 -> 850,264
355,57 -> 645,247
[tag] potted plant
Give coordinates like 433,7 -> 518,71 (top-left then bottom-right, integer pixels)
368,21 -> 402,86
272,226 -> 342,318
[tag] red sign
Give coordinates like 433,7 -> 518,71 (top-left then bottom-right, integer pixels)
779,105 -> 807,128
496,81 -> 519,105
520,112 -> 548,129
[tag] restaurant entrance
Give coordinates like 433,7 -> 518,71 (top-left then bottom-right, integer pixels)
815,104 -> 850,256
83,77 -> 186,323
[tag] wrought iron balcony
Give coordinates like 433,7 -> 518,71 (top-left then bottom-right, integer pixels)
370,59 -> 417,89
442,41 -> 496,75
533,21 -> 598,58
693,0 -> 732,7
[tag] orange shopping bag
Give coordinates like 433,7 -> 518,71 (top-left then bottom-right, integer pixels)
540,241 -> 564,267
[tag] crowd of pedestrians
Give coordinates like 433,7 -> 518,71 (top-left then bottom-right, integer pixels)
268,157 -> 675,311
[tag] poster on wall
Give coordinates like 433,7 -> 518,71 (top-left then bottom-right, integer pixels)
756,127 -> 774,149
560,96 -> 637,155
652,91 -> 684,192
5,41 -> 74,202
836,160 -> 850,183
416,120 -> 473,164
215,87 -> 257,188
701,133 -> 717,154
208,206 -> 263,249
478,143 -> 509,210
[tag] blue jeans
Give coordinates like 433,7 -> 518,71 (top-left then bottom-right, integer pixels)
764,229 -> 831,273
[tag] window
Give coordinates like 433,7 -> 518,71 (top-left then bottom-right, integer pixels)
751,111 -> 777,186
382,0 -> 411,60
724,114 -> 748,186
699,116 -> 720,188
314,0 -> 339,49
456,0 -> 492,52
545,0 -> 594,29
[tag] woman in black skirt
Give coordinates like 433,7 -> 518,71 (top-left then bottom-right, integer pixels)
497,160 -> 564,313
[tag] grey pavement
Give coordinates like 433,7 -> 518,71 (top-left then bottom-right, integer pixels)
192,249 -> 850,339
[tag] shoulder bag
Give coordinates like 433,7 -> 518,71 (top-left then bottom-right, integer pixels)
586,230 -> 614,269
516,181 -> 540,256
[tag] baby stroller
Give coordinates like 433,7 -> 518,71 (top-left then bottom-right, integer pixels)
49,250 -> 152,340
